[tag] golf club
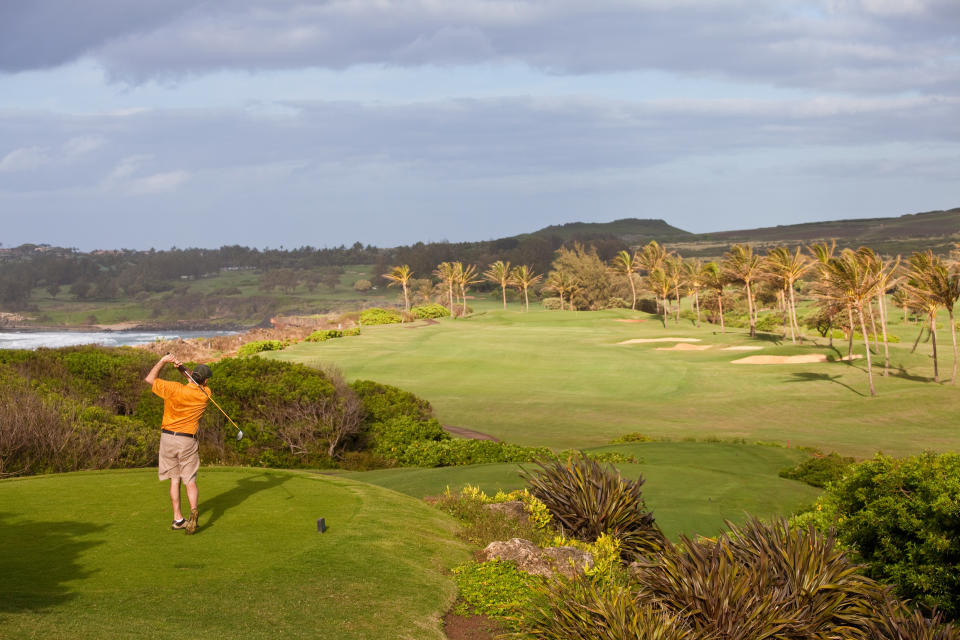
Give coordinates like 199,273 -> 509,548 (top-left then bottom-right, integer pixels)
171,357 -> 244,441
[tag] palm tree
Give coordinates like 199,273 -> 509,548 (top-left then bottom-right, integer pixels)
610,250 -> 639,310
722,244 -> 763,337
808,241 -> 843,350
636,241 -> 668,315
383,264 -> 414,312
818,249 -> 884,396
857,248 -> 901,376
764,247 -> 811,344
545,270 -> 575,310
484,260 -> 512,309
665,254 -> 684,322
433,261 -> 458,317
903,251 -> 960,383
646,268 -> 673,328
702,261 -> 728,333
510,265 -> 542,312
457,263 -> 480,317
682,258 -> 705,327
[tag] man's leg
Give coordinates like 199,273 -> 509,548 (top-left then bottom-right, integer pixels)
185,478 -> 199,534
169,478 -> 183,521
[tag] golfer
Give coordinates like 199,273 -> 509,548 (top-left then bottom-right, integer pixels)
144,354 -> 213,534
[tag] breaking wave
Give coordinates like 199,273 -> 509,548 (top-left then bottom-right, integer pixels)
0,330 -> 238,350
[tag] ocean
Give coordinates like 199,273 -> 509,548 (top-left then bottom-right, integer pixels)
0,330 -> 239,350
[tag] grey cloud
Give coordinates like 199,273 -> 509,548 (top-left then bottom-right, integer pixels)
1,1 -> 957,93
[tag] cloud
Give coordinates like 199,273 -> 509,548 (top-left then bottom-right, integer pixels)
0,146 -> 48,172
1,1 -> 957,93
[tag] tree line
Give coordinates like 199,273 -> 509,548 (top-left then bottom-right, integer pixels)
382,240 -> 960,397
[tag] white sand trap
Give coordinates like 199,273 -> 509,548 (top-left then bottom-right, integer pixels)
618,337 -> 702,345
614,318 -> 648,323
722,346 -> 764,351
656,343 -> 713,351
732,354 -> 863,365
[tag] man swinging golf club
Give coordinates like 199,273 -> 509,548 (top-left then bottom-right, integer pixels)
144,354 -> 213,534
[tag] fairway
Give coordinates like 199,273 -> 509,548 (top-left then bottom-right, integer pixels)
0,468 -> 469,640
274,307 -> 960,458
342,442 -> 821,539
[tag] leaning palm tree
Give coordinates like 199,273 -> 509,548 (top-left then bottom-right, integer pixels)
646,267 -> 673,328
702,261 -> 728,333
682,258 -> 706,327
903,250 -> 960,384
818,249 -> 884,396
764,247 -> 811,344
483,260 -> 512,309
636,241 -> 668,315
457,263 -> 480,317
808,241 -> 849,353
857,248 -> 901,376
383,264 -> 414,312
545,270 -> 576,310
432,261 -> 458,317
609,250 -> 639,310
510,264 -> 543,312
722,244 -> 763,337
665,254 -> 685,322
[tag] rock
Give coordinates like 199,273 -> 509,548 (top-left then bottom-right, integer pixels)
481,538 -> 594,578
483,501 -> 528,521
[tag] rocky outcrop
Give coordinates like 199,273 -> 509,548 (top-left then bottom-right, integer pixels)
483,501 -> 527,520
481,538 -> 594,578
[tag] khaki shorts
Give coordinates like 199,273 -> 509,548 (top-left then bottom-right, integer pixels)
158,432 -> 200,483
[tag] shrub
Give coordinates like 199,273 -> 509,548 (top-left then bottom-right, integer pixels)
521,453 -> 663,561
453,560 -> 542,629
398,438 -> 553,467
351,379 -> 434,423
633,518 -> 884,640
541,297 -> 564,311
304,327 -> 361,342
411,303 -> 449,319
779,452 -> 855,488
353,279 -> 372,292
237,340 -> 286,356
359,307 -> 402,325
432,486 -> 554,548
609,432 -> 656,444
798,453 -> 960,617
368,415 -> 449,461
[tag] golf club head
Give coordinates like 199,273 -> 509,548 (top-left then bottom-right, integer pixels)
236,430 -> 244,441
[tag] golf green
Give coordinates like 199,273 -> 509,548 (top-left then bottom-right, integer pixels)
342,442 -> 822,539
0,468 -> 469,639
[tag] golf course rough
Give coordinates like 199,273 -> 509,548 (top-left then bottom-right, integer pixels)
0,468 -> 470,640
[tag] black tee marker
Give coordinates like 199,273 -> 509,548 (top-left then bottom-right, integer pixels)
317,518 -> 327,533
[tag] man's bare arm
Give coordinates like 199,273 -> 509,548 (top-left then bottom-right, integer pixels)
144,354 -> 181,385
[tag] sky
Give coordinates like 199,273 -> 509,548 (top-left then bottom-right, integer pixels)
1,1 -> 958,251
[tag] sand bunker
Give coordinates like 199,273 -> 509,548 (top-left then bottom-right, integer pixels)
618,337 -> 702,345
614,318 -> 648,323
721,346 -> 764,351
732,354 -> 863,365
656,343 -> 713,351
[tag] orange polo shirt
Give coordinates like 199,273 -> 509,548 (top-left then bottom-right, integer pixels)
151,379 -> 211,435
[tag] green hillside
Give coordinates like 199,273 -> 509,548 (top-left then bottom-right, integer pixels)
527,218 -> 694,243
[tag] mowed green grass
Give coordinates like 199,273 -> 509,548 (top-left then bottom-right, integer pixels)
274,307 -> 960,457
341,442 -> 821,539
0,468 -> 469,640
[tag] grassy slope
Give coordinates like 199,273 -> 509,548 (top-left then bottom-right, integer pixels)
341,442 -> 821,539
0,468 -> 469,640
274,304 -> 960,458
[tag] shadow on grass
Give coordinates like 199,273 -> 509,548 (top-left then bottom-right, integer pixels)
0,512 -> 107,612
785,372 -> 866,397
888,365 -> 934,383
201,472 -> 293,532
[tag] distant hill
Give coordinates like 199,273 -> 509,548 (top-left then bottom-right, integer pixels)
524,207 -> 960,257
527,218 -> 693,243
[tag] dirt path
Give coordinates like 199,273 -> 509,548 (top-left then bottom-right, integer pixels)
443,425 -> 500,441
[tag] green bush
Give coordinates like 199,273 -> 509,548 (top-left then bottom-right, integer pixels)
779,452 -> 855,488
359,307 -> 402,325
304,327 -> 361,342
453,560 -> 541,629
398,438 -> 553,467
411,303 -> 450,319
368,415 -> 450,461
237,340 -> 286,356
797,453 -> 960,617
541,297 -> 564,311
522,453 -> 663,561
609,432 -> 656,444
351,379 -> 434,423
